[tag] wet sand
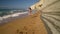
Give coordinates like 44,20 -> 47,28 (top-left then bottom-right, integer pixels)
0,11 -> 47,34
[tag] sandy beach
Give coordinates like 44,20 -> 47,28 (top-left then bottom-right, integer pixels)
0,11 -> 47,34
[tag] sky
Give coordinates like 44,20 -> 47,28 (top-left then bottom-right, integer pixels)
0,0 -> 39,9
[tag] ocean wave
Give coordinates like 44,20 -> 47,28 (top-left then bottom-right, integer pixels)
0,9 -> 27,17
0,11 -> 28,23
11,12 -> 28,17
1,12 -> 28,19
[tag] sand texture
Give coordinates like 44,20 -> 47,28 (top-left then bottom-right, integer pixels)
0,11 -> 47,34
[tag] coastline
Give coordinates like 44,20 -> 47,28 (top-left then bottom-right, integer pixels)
0,12 -> 28,25
0,11 -> 47,34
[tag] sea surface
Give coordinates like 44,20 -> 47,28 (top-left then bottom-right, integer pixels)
0,9 -> 36,24
0,9 -> 29,24
0,9 -> 27,17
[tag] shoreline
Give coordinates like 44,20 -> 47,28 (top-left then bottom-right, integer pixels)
0,11 -> 47,34
0,10 -> 36,25
0,12 -> 28,26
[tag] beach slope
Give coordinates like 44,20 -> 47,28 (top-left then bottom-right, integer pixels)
0,11 -> 47,34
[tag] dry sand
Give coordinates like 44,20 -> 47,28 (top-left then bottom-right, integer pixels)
0,11 -> 47,34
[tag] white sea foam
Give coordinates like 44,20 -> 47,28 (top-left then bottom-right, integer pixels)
0,17 -> 3,20
0,17 -> 3,23
2,15 -> 11,19
11,12 -> 28,17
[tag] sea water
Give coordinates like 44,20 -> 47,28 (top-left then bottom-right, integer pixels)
0,9 -> 28,24
0,9 -> 36,24
0,9 -> 28,16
